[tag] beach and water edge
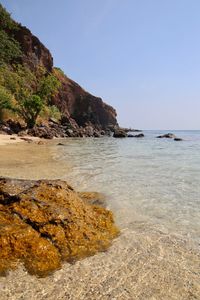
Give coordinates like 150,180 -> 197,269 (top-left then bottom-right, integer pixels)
0,132 -> 200,299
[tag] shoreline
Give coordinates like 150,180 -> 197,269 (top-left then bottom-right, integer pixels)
0,134 -> 40,146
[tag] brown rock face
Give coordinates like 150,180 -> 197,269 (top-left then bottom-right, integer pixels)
3,9 -> 118,133
51,69 -> 118,129
12,25 -> 53,72
0,178 -> 119,276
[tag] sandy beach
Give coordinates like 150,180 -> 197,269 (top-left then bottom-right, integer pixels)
0,134 -> 40,146
0,138 -> 200,299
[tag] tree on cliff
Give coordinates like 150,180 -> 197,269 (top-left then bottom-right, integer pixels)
0,4 -> 61,127
0,64 -> 60,127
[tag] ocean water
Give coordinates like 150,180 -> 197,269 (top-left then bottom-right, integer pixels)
1,131 -> 200,297
54,130 -> 200,244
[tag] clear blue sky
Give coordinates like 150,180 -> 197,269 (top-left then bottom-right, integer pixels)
1,0 -> 200,129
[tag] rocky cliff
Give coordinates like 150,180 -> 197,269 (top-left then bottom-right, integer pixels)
8,21 -> 118,132
12,25 -> 53,72
52,69 -> 117,129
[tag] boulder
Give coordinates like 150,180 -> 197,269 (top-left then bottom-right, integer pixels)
0,178 -> 118,276
28,126 -> 54,139
113,129 -> 127,138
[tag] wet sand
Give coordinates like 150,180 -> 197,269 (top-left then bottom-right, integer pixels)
0,141 -> 200,299
0,139 -> 69,180
0,134 -> 39,146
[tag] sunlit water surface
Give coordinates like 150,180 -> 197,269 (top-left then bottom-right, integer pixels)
53,130 -> 200,244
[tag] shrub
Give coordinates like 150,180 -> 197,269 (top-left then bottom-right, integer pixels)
0,4 -> 18,30
0,5 -> 21,65
40,105 -> 61,121
0,85 -> 13,120
16,94 -> 44,128
0,64 -> 61,127
0,30 -> 22,65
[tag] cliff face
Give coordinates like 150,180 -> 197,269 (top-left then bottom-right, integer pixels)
52,70 -> 117,129
13,25 -> 53,72
9,23 -> 118,130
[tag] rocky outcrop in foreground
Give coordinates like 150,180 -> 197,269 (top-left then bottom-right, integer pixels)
0,178 -> 118,276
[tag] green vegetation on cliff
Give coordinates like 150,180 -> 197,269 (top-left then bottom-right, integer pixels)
0,63 -> 60,127
0,4 -> 61,127
0,4 -> 118,132
0,4 -> 22,65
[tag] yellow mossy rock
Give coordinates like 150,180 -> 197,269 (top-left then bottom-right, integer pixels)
0,178 -> 119,276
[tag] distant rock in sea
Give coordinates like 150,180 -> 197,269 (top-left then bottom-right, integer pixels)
157,133 -> 176,139
128,133 -> 144,138
156,133 -> 183,141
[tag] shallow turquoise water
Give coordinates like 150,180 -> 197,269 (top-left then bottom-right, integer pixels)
54,130 -> 200,244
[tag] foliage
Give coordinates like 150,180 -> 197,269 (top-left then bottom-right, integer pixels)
37,73 -> 61,103
0,86 -> 13,120
0,64 -> 61,127
0,5 -> 22,65
0,5 -> 61,127
54,67 -> 65,76
0,86 -> 13,110
48,105 -> 61,120
40,105 -> 61,121
0,4 -> 18,30
16,94 -> 43,128
0,30 -> 22,65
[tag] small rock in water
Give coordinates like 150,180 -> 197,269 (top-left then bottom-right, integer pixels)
157,133 -> 176,139
174,137 -> 183,141
127,133 -> 144,138
113,129 -> 127,138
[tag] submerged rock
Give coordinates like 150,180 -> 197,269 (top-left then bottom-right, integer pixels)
0,178 -> 119,276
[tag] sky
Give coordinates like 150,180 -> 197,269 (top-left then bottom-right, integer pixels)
1,0 -> 200,129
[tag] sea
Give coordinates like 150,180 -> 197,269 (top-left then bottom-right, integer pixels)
53,130 -> 200,245
1,130 -> 200,297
